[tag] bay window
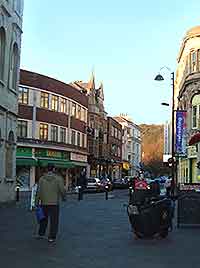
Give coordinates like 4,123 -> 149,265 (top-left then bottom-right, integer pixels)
40,123 -> 48,140
41,92 -> 49,109
191,51 -> 197,72
51,95 -> 58,111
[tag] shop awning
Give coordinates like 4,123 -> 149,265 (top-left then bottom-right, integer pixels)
71,161 -> 88,167
16,158 -> 37,166
189,133 -> 200,145
38,159 -> 75,168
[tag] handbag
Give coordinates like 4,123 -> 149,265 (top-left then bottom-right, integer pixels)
35,206 -> 45,222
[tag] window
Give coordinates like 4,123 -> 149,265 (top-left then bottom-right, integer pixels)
81,108 -> 85,121
40,123 -> 48,140
0,27 -> 6,80
60,127 -> 66,143
118,146 -> 121,157
77,132 -> 81,147
17,120 -> 27,138
84,109 -> 87,122
60,98 -> 66,113
192,106 -> 198,128
192,95 -> 200,128
51,125 -> 58,142
51,95 -> 58,111
111,126 -> 114,136
19,87 -> 29,104
9,43 -> 19,90
82,133 -> 85,147
191,51 -> 197,72
198,50 -> 200,71
41,92 -> 49,109
71,130 -> 76,145
77,105 -> 81,119
71,102 -> 76,117
118,130 -> 121,140
114,128 -> 118,138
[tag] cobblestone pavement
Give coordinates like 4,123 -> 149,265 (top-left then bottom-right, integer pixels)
1,190 -> 200,268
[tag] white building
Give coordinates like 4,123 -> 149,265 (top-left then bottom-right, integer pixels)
114,115 -> 142,177
0,0 -> 23,203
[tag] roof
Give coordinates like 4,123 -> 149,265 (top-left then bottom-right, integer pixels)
20,70 -> 88,108
177,25 -> 200,62
113,116 -> 141,130
186,26 -> 200,38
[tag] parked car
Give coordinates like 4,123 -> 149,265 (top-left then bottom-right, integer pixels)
100,178 -> 113,191
113,178 -> 129,189
86,178 -> 101,192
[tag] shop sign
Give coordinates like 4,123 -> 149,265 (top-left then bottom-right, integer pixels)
176,110 -> 187,155
71,152 -> 87,162
179,183 -> 200,191
47,150 -> 62,158
123,162 -> 130,170
35,149 -> 69,159
17,147 -> 32,157
187,146 -> 197,158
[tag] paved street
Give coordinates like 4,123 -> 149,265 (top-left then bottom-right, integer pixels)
1,190 -> 200,268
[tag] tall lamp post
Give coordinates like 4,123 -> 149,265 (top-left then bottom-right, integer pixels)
154,68 -> 175,195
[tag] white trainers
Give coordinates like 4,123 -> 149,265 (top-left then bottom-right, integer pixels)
48,238 -> 56,243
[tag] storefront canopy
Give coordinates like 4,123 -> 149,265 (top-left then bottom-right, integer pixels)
38,159 -> 75,168
71,161 -> 87,167
189,133 -> 200,146
16,158 -> 37,166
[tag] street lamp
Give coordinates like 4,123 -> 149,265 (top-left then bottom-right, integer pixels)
154,68 -> 175,195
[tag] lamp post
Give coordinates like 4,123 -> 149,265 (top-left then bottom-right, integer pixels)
155,69 -> 175,195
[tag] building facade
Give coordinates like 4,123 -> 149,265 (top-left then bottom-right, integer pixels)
114,115 -> 142,177
0,0 -> 23,202
71,73 -> 108,178
17,70 -> 88,191
175,26 -> 200,183
107,117 -> 122,180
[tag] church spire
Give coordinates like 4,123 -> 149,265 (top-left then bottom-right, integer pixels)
98,81 -> 104,100
88,69 -> 95,90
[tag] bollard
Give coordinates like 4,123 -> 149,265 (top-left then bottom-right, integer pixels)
78,186 -> 82,201
16,186 -> 20,202
105,186 -> 109,200
129,186 -> 133,202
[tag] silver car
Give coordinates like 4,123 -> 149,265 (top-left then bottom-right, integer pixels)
86,178 -> 101,191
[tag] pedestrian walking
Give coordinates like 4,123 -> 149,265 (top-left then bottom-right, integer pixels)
77,169 -> 87,189
35,164 -> 66,243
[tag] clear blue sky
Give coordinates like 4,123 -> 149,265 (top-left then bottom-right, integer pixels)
21,0 -> 200,124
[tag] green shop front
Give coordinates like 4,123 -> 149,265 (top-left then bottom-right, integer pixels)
16,147 -> 88,190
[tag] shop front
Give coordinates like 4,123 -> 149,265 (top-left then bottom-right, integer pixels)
16,147 -> 37,191
122,161 -> 130,177
69,152 -> 88,187
187,145 -> 198,183
16,147 -> 88,191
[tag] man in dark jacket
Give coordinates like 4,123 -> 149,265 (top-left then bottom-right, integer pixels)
77,170 -> 87,188
35,164 -> 66,243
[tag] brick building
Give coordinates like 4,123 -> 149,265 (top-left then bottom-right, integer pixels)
107,117 -> 122,179
71,73 -> 108,178
17,70 -> 88,190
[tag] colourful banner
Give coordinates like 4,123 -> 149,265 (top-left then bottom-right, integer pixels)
176,110 -> 187,155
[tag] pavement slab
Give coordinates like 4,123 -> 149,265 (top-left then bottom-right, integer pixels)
0,190 -> 200,268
